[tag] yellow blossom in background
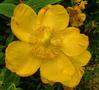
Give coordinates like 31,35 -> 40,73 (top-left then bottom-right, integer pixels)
74,0 -> 87,10
67,0 -> 87,27
5,3 -> 91,88
79,1 -> 87,10
67,6 -> 86,27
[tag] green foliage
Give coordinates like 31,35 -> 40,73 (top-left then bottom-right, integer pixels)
0,68 -> 21,90
0,3 -> 16,17
0,52 -> 4,64
5,32 -> 15,45
96,0 -> 99,3
0,0 -> 62,17
25,0 -> 62,12
3,0 -> 19,4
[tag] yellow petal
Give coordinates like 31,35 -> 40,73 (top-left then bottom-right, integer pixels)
72,13 -> 86,27
78,13 -> 86,22
62,66 -> 84,87
70,50 -> 91,66
67,7 -> 86,27
79,1 -> 87,10
11,4 -> 37,42
41,77 -> 54,85
62,27 -> 89,56
5,41 -> 41,77
70,13 -> 86,27
40,53 -> 75,82
38,4 -> 69,30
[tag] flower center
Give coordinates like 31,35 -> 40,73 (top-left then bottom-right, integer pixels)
32,25 -> 61,59
32,44 -> 60,59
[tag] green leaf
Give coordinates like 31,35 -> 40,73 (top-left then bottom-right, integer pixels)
96,0 -> 99,3
0,35 -> 5,41
91,10 -> 99,21
0,68 -> 6,84
3,0 -> 20,4
6,33 -> 15,45
0,45 -> 4,52
70,0 -> 76,6
0,52 -> 4,65
0,3 -> 16,17
25,0 -> 62,12
3,69 -> 20,86
6,83 -> 17,90
94,25 -> 99,33
0,68 -> 20,90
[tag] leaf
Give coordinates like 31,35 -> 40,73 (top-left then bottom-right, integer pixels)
0,3 -> 16,17
0,68 -> 20,90
25,0 -> 62,12
0,45 -> 4,52
0,52 -> 4,65
3,69 -> 20,86
96,0 -> 99,3
70,0 -> 76,6
3,83 -> 23,90
6,33 -> 15,45
0,68 -> 6,84
94,25 -> 99,33
3,0 -> 20,4
0,35 -> 5,42
6,83 -> 17,90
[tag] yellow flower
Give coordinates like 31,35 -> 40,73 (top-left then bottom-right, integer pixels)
74,0 -> 87,10
79,1 -> 87,10
5,4 -> 91,87
67,7 -> 86,27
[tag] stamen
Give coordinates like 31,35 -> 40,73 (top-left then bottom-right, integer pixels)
32,44 -> 59,59
31,25 -> 60,59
